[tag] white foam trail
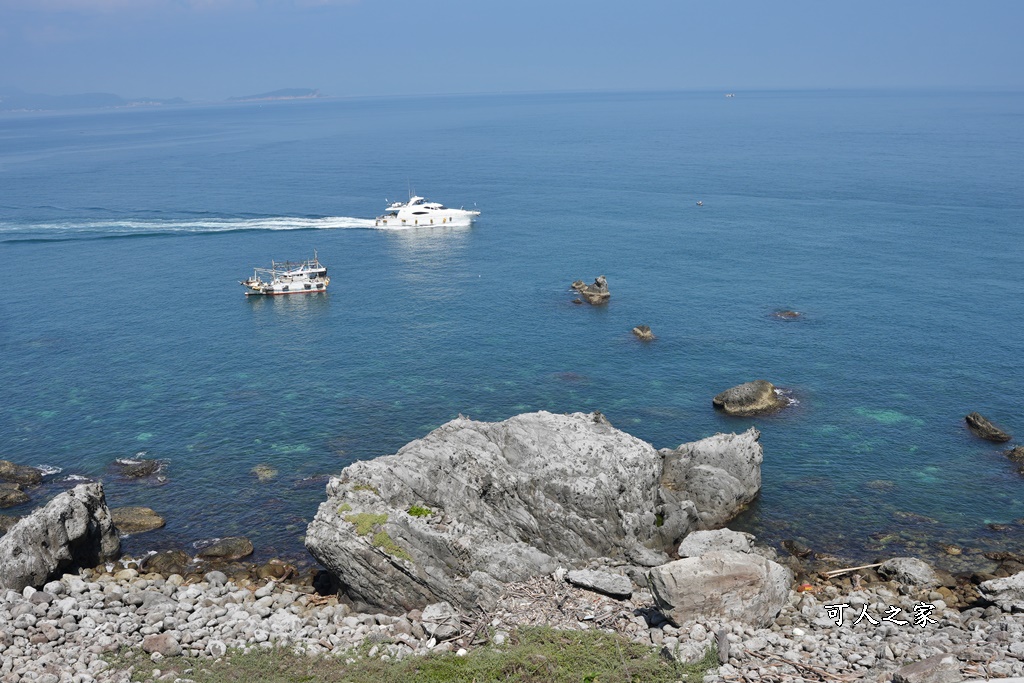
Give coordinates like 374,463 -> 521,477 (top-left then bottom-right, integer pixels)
0,215 -> 381,239
35,464 -> 62,475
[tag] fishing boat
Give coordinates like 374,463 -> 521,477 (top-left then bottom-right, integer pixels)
375,195 -> 480,227
240,253 -> 329,296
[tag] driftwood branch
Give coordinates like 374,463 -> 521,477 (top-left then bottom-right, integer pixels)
821,562 -> 883,578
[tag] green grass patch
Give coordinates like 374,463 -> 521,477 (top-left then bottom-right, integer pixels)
407,505 -> 432,518
337,503 -> 353,514
344,512 -> 388,536
372,530 -> 413,562
105,627 -> 718,683
352,483 -> 381,495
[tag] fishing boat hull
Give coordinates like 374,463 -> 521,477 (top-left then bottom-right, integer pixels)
240,254 -> 329,296
243,280 -> 329,296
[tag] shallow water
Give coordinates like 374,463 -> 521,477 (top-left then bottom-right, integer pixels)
1,90 -> 1023,567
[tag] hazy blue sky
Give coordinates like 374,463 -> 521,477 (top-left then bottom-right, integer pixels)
1,0 -> 1022,100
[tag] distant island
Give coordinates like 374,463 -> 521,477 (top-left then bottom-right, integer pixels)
0,87 -> 185,112
228,88 -> 322,102
0,86 -> 325,113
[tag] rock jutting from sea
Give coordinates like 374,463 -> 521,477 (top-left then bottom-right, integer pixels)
305,410 -> 764,613
965,411 -> 1012,443
713,380 -> 789,416
570,275 -> 610,304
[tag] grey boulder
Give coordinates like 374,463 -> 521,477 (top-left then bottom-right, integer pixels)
892,653 -> 962,683
648,550 -> 792,628
677,528 -> 755,557
306,411 -> 762,612
659,428 -> 762,529
878,557 -> 941,588
980,570 -> 1024,612
0,483 -> 120,591
566,569 -> 633,599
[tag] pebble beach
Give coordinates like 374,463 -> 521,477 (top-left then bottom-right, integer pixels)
3,556 -> 1023,683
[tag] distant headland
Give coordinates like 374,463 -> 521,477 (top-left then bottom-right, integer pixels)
0,86 -> 186,112
0,86 -> 324,112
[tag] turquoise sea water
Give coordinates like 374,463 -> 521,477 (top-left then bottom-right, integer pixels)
2,90 -> 1023,569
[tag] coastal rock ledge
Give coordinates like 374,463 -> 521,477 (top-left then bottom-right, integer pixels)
0,483 -> 120,591
306,411 -> 762,612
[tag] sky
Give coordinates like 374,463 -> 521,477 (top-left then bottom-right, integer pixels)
1,0 -> 1022,101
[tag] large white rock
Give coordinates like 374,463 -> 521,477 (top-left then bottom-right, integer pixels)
658,428 -> 762,529
980,570 -> 1024,612
0,483 -> 120,591
648,550 -> 792,628
305,411 -> 763,612
677,528 -> 755,557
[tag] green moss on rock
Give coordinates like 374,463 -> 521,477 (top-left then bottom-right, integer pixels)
372,530 -> 413,562
344,512 -> 388,536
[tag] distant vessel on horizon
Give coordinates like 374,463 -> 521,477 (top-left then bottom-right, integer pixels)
375,196 -> 480,227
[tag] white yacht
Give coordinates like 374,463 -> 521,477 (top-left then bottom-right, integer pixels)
240,253 -> 329,296
375,196 -> 480,227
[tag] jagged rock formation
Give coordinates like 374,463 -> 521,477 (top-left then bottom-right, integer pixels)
570,276 -> 610,305
965,412 -> 1011,442
0,460 -> 43,486
0,483 -> 120,591
713,380 -> 787,416
306,411 -> 762,612
980,571 -> 1024,612
659,428 -> 762,529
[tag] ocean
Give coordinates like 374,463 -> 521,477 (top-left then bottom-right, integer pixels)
1,89 -> 1022,570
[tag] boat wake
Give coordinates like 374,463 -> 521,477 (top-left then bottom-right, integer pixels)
0,215 -> 384,242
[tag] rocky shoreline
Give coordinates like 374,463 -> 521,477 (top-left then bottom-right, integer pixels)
2,548 -> 1024,683
4,411 -> 1024,682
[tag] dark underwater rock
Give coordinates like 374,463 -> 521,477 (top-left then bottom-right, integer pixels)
196,536 -> 254,562
713,380 -> 787,416
965,412 -> 1011,442
142,549 -> 190,576
0,483 -> 29,509
0,460 -> 43,486
780,539 -> 814,558
110,506 -> 166,534
112,457 -> 164,478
